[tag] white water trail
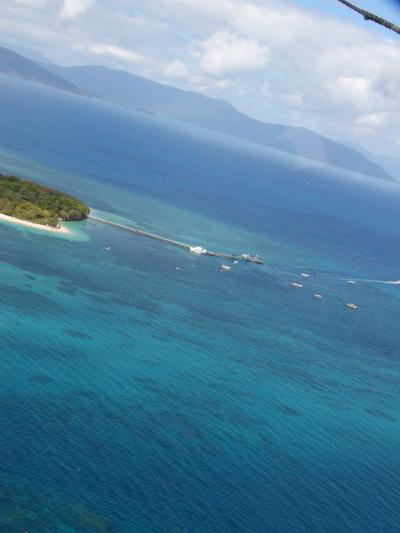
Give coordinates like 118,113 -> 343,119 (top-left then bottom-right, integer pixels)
351,279 -> 400,285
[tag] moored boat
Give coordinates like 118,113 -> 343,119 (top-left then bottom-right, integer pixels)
189,246 -> 207,255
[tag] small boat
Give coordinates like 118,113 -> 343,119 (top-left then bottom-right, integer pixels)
104,246 -> 112,251
313,293 -> 322,299
189,246 -> 207,255
240,253 -> 264,264
300,273 -> 310,278
220,264 -> 232,272
291,283 -> 303,288
347,280 -> 356,285
346,303 -> 358,310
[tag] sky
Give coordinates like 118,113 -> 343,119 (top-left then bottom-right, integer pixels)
1,0 -> 400,156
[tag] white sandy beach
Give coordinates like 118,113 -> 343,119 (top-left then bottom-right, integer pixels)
0,212 -> 71,234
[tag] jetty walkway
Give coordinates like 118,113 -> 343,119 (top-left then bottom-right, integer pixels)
89,214 -> 264,265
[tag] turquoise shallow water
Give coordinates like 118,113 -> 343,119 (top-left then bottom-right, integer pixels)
0,76 -> 399,531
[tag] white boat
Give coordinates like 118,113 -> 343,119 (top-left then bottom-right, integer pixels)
291,283 -> 303,288
347,280 -> 356,285
346,303 -> 358,309
239,253 -> 263,264
313,293 -> 322,299
189,246 -> 207,255
104,246 -> 111,251
220,264 -> 232,272
300,272 -> 310,278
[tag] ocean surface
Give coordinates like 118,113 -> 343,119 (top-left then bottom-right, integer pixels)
0,74 -> 399,532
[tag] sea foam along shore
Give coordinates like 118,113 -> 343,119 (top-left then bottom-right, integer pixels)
0,212 -> 71,234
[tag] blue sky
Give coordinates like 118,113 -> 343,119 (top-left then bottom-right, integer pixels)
1,0 -> 400,156
300,0 -> 400,25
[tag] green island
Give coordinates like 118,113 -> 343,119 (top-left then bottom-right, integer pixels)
0,174 -> 89,227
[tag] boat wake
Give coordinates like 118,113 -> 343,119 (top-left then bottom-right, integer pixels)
353,279 -> 400,285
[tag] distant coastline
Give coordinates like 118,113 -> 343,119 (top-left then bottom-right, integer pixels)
0,212 -> 71,233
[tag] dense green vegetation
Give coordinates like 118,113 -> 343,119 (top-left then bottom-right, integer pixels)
0,174 -> 90,227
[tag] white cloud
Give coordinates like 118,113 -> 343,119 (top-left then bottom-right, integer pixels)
333,76 -> 371,108
214,78 -> 235,90
355,112 -> 387,132
60,0 -> 96,20
261,80 -> 270,96
13,0 -> 49,6
88,44 -> 151,65
163,59 -> 190,80
281,90 -> 304,108
261,82 -> 306,110
197,30 -> 270,76
2,0 -> 400,154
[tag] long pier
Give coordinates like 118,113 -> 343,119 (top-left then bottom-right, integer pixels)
88,214 -> 264,265
89,214 -> 190,250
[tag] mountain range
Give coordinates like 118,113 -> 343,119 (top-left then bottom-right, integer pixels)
0,46 -> 84,95
0,45 -> 393,181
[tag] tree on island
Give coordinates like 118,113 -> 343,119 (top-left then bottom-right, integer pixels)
0,174 -> 89,227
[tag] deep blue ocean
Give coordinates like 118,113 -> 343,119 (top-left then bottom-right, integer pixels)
0,74 -> 399,532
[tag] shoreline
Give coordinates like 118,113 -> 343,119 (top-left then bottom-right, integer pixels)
0,212 -> 71,234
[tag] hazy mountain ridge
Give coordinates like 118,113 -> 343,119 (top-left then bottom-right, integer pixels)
47,64 -> 392,181
0,47 -> 84,95
344,141 -> 400,182
0,45 -> 392,181
0,43 -> 53,65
